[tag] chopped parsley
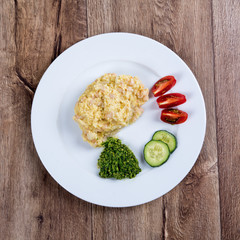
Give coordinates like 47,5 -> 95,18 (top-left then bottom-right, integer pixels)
98,137 -> 141,179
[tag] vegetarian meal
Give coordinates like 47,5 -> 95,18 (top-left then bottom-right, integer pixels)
151,75 -> 188,124
73,74 -> 187,179
73,73 -> 149,147
144,130 -> 177,167
98,137 -> 141,179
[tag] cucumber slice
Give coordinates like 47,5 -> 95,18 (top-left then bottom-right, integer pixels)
152,130 -> 177,153
144,140 -> 170,167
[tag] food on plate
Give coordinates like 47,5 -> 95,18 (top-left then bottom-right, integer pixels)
151,75 -> 176,97
98,137 -> 141,179
73,73 -> 149,147
144,140 -> 170,167
152,130 -> 177,153
151,75 -> 189,124
156,93 -> 186,108
161,109 -> 188,124
144,130 -> 177,167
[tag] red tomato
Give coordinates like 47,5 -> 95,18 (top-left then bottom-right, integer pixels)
161,109 -> 188,124
152,76 -> 176,97
157,93 -> 186,108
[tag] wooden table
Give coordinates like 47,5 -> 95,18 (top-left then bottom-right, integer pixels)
1,0 -> 239,239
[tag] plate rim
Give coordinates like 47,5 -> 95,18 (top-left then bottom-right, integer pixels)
31,32 -> 206,207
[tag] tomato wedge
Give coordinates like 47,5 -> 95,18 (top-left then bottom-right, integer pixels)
152,76 -> 176,97
157,93 -> 186,108
161,109 -> 188,124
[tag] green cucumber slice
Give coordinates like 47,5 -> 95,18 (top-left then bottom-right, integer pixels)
144,140 -> 170,167
152,130 -> 177,153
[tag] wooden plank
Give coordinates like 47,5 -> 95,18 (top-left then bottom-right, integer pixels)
88,0 -> 221,239
92,202 -> 164,240
212,0 -> 240,239
157,0 -> 221,239
88,1 -> 165,239
0,0 -> 91,239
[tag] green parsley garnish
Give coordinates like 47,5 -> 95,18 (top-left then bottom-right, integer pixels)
98,137 -> 141,179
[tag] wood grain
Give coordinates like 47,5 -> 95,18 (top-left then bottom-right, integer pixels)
1,0 -> 240,239
0,1 -> 91,240
212,0 -> 240,239
154,1 -> 221,239
88,0 -> 221,239
88,2 -> 165,239
92,201 -> 164,240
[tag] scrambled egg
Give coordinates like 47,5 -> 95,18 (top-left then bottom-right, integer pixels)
73,73 -> 149,147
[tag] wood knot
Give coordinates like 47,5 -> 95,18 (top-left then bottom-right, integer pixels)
184,172 -> 200,188
36,214 -> 44,224
43,172 -> 48,182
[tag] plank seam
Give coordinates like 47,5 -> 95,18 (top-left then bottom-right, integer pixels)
14,0 -> 18,48
210,0 -> 222,238
56,0 -> 62,27
51,0 -> 63,62
162,197 -> 166,240
91,205 -> 93,240
86,0 -> 88,38
52,33 -> 62,61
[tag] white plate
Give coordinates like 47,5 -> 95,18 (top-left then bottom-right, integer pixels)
31,33 -> 206,207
